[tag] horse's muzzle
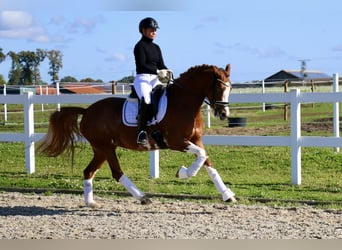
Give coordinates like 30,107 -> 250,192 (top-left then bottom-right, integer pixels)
215,107 -> 229,120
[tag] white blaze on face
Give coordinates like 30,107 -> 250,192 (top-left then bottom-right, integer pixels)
222,81 -> 231,117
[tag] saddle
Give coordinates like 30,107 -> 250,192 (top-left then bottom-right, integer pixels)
128,85 -> 165,121
122,85 -> 168,148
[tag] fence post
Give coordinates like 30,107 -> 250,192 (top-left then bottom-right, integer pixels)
56,82 -> 60,111
333,73 -> 340,153
24,92 -> 35,174
150,150 -> 159,178
111,81 -> 116,94
39,85 -> 44,111
290,89 -> 301,185
262,80 -> 265,112
3,84 -> 7,122
284,80 -> 289,120
206,104 -> 211,128
311,80 -> 315,108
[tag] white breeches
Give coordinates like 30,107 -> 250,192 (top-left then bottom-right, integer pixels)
133,74 -> 163,104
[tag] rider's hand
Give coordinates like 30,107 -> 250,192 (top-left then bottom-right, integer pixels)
157,69 -> 172,78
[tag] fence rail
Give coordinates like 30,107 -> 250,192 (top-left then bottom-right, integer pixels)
0,74 -> 341,185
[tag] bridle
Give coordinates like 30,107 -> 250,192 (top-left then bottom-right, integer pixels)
170,74 -> 232,108
204,78 -> 231,108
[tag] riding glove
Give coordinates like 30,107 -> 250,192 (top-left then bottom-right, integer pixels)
157,69 -> 172,78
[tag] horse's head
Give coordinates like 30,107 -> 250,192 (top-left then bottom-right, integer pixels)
175,64 -> 232,120
207,64 -> 232,120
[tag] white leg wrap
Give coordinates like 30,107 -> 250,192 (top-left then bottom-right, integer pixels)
177,155 -> 207,179
177,142 -> 208,179
83,179 -> 95,205
177,166 -> 189,179
187,155 -> 207,177
205,166 -> 235,201
119,175 -> 144,200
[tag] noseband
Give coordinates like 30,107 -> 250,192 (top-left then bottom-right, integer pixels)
204,78 -> 231,108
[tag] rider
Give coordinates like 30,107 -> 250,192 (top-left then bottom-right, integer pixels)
133,17 -> 171,145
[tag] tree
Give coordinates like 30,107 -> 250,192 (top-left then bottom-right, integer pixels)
0,48 -> 5,63
17,50 -> 37,85
0,74 -> 5,85
60,76 -> 78,82
47,50 -> 63,83
0,48 -> 5,85
7,51 -> 22,85
7,49 -> 47,85
80,77 -> 96,82
118,75 -> 135,83
32,49 -> 47,85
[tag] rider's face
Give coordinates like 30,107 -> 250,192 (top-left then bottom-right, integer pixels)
142,28 -> 157,40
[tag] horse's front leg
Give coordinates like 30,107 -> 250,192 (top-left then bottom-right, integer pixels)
176,141 -> 207,178
204,163 -> 236,202
176,142 -> 236,202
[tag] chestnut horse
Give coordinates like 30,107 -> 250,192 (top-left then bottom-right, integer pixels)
38,64 -> 236,206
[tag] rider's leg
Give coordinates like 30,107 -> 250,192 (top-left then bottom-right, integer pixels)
137,98 -> 149,145
133,74 -> 158,145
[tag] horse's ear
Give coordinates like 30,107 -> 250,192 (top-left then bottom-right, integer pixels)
225,64 -> 231,74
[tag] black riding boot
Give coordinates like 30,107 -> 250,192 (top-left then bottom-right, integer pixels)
137,100 -> 149,145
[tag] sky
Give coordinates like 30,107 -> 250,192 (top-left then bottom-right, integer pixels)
0,0 -> 342,83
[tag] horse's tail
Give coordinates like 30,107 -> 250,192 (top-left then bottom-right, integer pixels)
38,107 -> 86,157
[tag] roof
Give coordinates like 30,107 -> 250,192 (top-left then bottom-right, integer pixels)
34,86 -> 57,95
60,83 -> 105,94
265,69 -> 331,82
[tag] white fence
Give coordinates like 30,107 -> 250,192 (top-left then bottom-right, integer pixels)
0,74 -> 341,186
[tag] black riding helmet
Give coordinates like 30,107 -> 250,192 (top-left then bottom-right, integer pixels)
139,17 -> 159,33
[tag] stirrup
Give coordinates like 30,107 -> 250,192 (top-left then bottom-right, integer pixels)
137,130 -> 148,145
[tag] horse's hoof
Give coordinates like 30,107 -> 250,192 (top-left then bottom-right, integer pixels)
85,202 -> 100,208
225,196 -> 237,203
176,166 -> 189,179
140,196 -> 152,205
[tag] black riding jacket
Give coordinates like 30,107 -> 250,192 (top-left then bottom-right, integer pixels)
134,36 -> 167,75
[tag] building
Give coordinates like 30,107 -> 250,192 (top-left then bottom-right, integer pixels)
264,69 -> 331,82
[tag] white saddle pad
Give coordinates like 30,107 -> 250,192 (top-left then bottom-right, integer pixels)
122,91 -> 167,127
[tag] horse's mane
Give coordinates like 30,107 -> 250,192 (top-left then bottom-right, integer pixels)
178,64 -> 219,80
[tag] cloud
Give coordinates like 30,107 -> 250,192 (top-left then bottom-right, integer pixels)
102,0 -> 189,10
65,16 -> 104,34
331,43 -> 342,52
0,10 -> 50,42
215,42 -> 286,58
49,15 -> 65,26
194,16 -> 220,30
253,47 -> 286,58
105,53 -> 127,62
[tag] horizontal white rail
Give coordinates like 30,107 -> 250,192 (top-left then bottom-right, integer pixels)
0,74 -> 340,185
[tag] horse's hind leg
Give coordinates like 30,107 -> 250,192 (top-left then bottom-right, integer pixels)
107,148 -> 152,205
83,150 -> 106,207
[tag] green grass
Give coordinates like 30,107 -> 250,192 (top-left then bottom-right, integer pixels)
0,102 -> 342,208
